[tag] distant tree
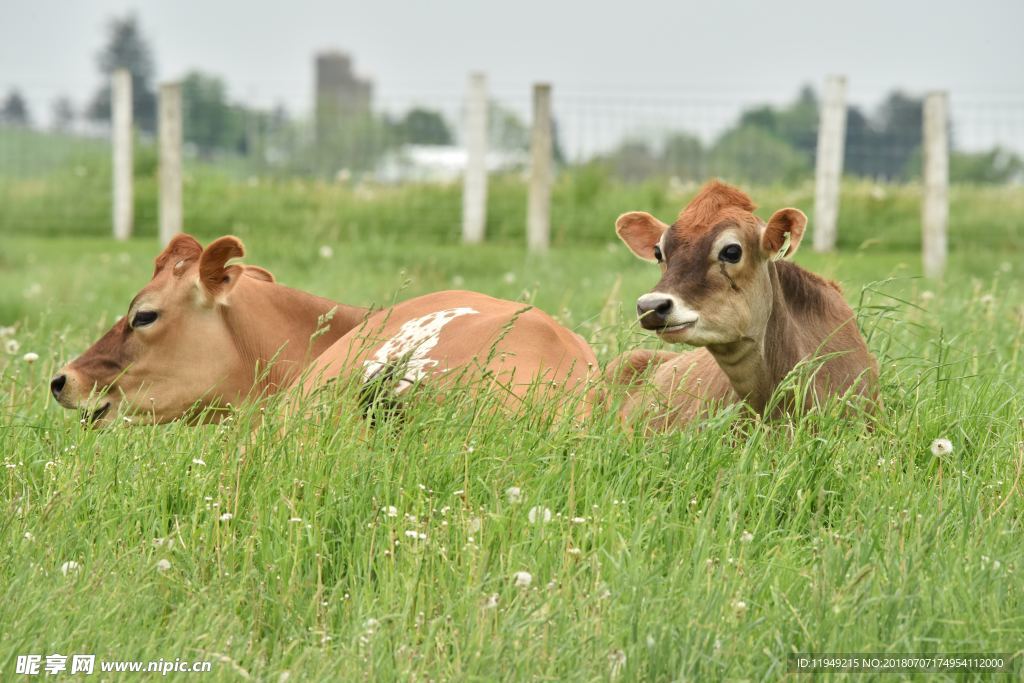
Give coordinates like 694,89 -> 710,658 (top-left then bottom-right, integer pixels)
708,125 -> 810,184
603,139 -> 661,181
950,147 -> 1023,183
869,92 -> 923,180
489,102 -> 529,151
1,90 -> 32,127
181,71 -> 246,154
51,96 -> 76,132
661,133 -> 705,180
1,89 -> 31,127
395,108 -> 452,145
87,14 -> 158,132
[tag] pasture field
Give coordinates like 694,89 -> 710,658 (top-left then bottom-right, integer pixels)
2,185 -> 1023,680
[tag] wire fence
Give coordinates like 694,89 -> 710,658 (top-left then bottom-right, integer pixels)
2,82 -> 1023,247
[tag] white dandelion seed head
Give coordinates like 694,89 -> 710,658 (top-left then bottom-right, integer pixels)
740,530 -> 754,543
5,339 -> 20,354
528,506 -> 552,524
22,352 -> 39,364
318,245 -> 334,259
60,561 -> 80,576
930,438 -> 953,457
192,458 -> 206,466
505,486 -> 522,504
484,593 -> 499,609
513,570 -> 532,588
733,599 -> 748,616
219,512 -> 233,522
382,505 -> 398,518
155,558 -> 172,572
23,532 -> 33,541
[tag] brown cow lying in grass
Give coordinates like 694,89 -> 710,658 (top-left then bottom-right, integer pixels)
608,180 -> 878,429
50,234 -> 596,426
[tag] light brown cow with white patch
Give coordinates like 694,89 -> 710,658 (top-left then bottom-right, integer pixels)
608,180 -> 878,429
51,235 -> 367,426
51,235 -> 597,425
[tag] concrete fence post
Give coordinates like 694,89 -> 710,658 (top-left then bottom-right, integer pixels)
158,82 -> 183,246
111,68 -> 134,241
527,83 -> 552,252
812,75 -> 847,253
461,72 -> 488,244
922,91 -> 949,279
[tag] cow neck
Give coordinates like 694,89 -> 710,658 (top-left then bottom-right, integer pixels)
705,262 -> 804,414
221,279 -> 367,393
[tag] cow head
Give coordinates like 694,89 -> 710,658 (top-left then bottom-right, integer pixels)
616,180 -> 807,347
50,234 -> 280,426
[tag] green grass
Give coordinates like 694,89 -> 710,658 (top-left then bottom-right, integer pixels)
2,224 -> 1022,680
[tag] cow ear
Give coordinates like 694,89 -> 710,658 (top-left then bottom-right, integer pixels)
244,266 -> 276,283
198,236 -> 246,299
616,212 -> 668,263
761,208 -> 807,258
154,234 -> 203,277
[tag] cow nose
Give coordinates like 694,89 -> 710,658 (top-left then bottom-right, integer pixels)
637,295 -> 674,329
50,374 -> 67,399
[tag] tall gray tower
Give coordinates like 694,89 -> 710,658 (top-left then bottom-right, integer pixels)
314,51 -> 372,142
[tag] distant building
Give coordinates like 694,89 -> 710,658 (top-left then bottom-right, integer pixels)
376,145 -> 527,184
315,51 -> 372,141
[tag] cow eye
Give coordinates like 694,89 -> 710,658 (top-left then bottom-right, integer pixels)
653,245 -> 664,263
718,244 -> 742,263
131,310 -> 159,328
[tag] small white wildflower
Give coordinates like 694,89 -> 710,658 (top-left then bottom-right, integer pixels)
733,599 -> 748,616
5,339 -> 20,354
505,486 -> 522,504
219,512 -> 233,522
155,558 -> 172,572
61,561 -> 80,576
930,438 -> 953,457
23,532 -> 33,541
382,505 -> 398,518
288,517 -> 302,523
513,570 -> 532,588
404,529 -> 426,540
740,530 -> 754,543
192,458 -> 206,466
571,516 -> 587,524
452,489 -> 464,496
22,352 -> 39,364
483,593 -> 499,609
318,245 -> 334,259
567,547 -> 582,556
364,617 -> 380,632
528,506 -> 552,524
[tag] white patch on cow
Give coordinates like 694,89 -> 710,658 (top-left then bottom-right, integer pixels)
363,307 -> 479,393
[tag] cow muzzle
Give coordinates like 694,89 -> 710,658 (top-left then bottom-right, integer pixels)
636,292 -> 699,333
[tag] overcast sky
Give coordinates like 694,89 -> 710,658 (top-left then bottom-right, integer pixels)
3,0 -> 1023,149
